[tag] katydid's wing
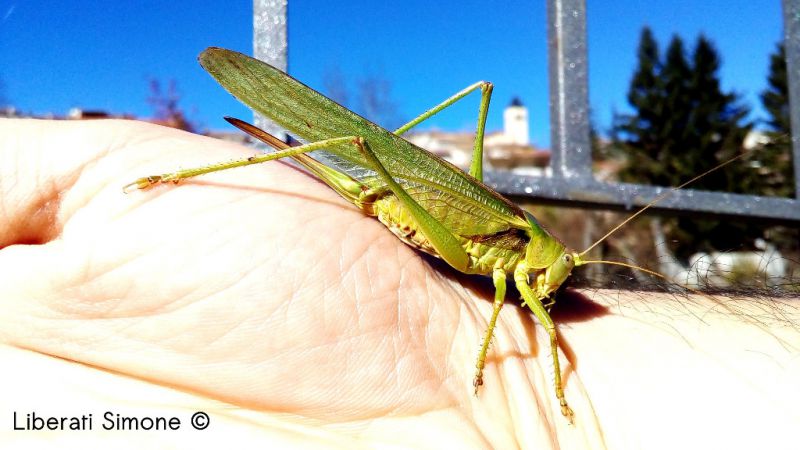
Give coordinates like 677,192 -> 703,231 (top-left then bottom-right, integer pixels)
199,47 -> 530,236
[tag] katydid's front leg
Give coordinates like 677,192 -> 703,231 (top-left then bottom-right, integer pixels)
473,268 -> 507,395
393,81 -> 493,181
514,268 -> 575,422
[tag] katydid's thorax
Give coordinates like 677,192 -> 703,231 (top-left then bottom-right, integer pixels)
365,192 -> 566,277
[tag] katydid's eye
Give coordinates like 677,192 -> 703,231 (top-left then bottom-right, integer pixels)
564,254 -> 572,263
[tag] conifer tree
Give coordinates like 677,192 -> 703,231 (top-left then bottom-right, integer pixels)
615,27 -> 665,183
755,43 -> 794,198
687,35 -> 751,193
613,29 -> 755,258
616,31 -> 751,191
762,44 -> 790,133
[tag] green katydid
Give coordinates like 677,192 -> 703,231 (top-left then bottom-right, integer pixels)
125,47 -> 745,422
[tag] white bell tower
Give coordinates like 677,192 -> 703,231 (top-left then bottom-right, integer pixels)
503,97 -> 529,145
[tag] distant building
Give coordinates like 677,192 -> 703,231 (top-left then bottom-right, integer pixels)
67,108 -> 124,120
406,97 -> 549,174
0,106 -> 20,118
485,97 -> 529,146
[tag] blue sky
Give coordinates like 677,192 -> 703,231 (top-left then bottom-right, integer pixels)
0,0 -> 785,147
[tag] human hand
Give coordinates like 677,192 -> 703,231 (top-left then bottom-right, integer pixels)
1,119 -> 797,449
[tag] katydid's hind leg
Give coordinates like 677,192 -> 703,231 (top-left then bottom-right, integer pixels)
393,82 -> 493,182
225,117 -> 366,203
514,270 -> 574,421
474,268 -> 507,395
123,135 -> 358,192
352,138 -> 470,272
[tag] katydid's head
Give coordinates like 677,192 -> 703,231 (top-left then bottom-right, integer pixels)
540,250 -> 581,295
521,211 -> 579,295
541,251 -> 669,294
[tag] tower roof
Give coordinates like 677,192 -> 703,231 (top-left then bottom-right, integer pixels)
509,97 -> 524,107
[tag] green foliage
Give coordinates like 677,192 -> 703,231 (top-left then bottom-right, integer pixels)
614,29 -> 751,193
613,29 -> 758,259
762,44 -> 790,133
755,44 -> 795,199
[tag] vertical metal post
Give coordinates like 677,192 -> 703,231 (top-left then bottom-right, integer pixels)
546,0 -> 592,179
253,0 -> 288,138
782,0 -> 800,199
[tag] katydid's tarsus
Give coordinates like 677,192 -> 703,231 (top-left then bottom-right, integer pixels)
124,48 -> 744,423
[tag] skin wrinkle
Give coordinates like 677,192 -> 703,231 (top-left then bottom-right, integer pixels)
24,315 -> 124,357
420,270 -> 442,380
391,266 -> 403,373
339,224 -> 372,337
404,304 -> 432,381
388,317 -> 403,407
338,237 -> 437,415
73,225 -> 249,318
113,311 -> 234,362
430,276 -> 461,377
48,129 -> 122,228
410,267 -> 440,382
31,246 -> 110,319
53,239 -> 159,313
441,288 -> 461,388
184,279 -> 282,343
353,257 -> 366,343
362,235 -> 376,303
194,242 -> 272,294
335,215 -> 374,287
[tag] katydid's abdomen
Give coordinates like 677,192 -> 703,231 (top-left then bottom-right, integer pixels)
364,189 -> 557,277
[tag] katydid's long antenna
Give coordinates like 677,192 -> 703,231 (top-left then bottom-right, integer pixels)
577,258 -> 713,305
577,259 -> 673,283
579,152 -> 749,257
